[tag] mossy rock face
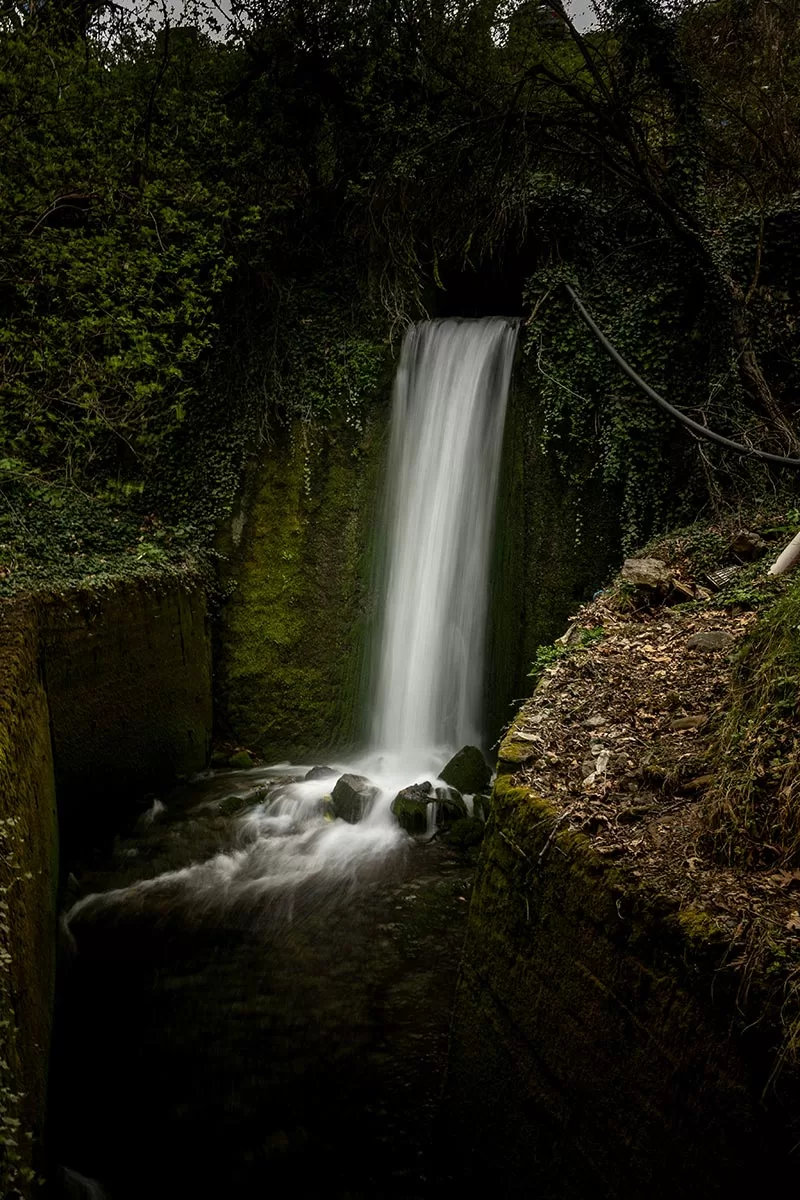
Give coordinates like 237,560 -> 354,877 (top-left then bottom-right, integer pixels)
439,746 -> 492,795
228,751 -> 253,770
446,816 -> 485,850
391,783 -> 432,835
331,774 -> 379,824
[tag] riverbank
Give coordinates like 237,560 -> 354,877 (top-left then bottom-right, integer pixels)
446,513 -> 800,1196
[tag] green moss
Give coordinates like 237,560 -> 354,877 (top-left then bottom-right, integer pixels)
706,574 -> 800,865
215,407 -> 388,760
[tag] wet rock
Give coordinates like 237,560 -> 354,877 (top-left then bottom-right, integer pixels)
331,774 -> 379,823
433,786 -> 468,825
687,630 -> 734,653
218,794 -> 250,817
320,794 -> 336,821
621,557 -> 672,592
210,750 -> 230,769
472,793 -> 492,821
730,530 -> 767,561
446,816 -> 485,851
304,765 -> 337,782
391,783 -> 433,835
228,750 -> 254,770
439,745 -> 492,794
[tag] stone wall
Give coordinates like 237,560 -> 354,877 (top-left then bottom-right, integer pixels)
0,602 -> 58,1193
214,412 -> 388,760
443,762 -> 800,1197
38,577 -> 212,846
0,573 -> 212,1194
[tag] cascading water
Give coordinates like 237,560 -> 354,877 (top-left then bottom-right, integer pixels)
67,317 -> 518,920
371,318 -> 518,761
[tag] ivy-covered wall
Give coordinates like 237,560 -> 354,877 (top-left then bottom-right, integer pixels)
0,602 -> 58,1196
214,409 -> 389,759
486,346 -> 627,741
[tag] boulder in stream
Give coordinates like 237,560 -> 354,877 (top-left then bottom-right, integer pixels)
391,782 -> 432,835
439,746 -> 492,795
433,785 -> 468,824
331,774 -> 380,823
304,765 -> 337,782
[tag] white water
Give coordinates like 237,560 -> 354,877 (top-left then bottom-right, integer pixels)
68,318 -> 517,921
371,318 -> 518,757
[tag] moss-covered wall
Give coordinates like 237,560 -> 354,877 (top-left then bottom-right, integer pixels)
487,356 -> 624,740
443,755 -> 800,1197
214,411 -> 388,759
0,601 -> 58,1196
38,577 -> 212,847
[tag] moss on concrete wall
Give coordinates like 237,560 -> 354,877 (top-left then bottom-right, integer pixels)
215,411 -> 388,760
443,736 -> 800,1197
0,602 -> 58,1197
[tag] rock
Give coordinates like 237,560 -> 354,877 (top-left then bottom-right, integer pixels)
472,793 -> 492,821
391,783 -> 432,835
304,765 -> 337,782
228,750 -> 253,770
687,630 -> 734,653
433,785 -> 469,825
320,794 -> 336,821
218,794 -> 250,817
730,530 -> 767,560
331,774 -> 379,823
446,816 -> 485,850
439,745 -> 492,794
210,750 -> 229,769
496,740 -> 538,768
581,758 -> 596,780
617,803 -> 655,825
584,714 -> 608,729
621,557 -> 672,592
670,715 -> 707,731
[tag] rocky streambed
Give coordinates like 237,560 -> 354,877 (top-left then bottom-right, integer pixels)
50,756 -> 485,1199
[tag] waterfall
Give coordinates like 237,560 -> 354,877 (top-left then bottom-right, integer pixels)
66,316 -> 519,921
370,317 -> 518,757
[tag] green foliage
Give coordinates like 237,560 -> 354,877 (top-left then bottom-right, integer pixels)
528,625 -> 604,685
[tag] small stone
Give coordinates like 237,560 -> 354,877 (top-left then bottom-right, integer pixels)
581,758 -> 596,780
617,803 -> 654,825
621,557 -> 672,591
687,630 -> 734,653
584,714 -> 608,729
228,750 -> 253,770
670,715 -> 707,731
331,774 -> 379,823
439,745 -> 492,794
304,765 -> 337,782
